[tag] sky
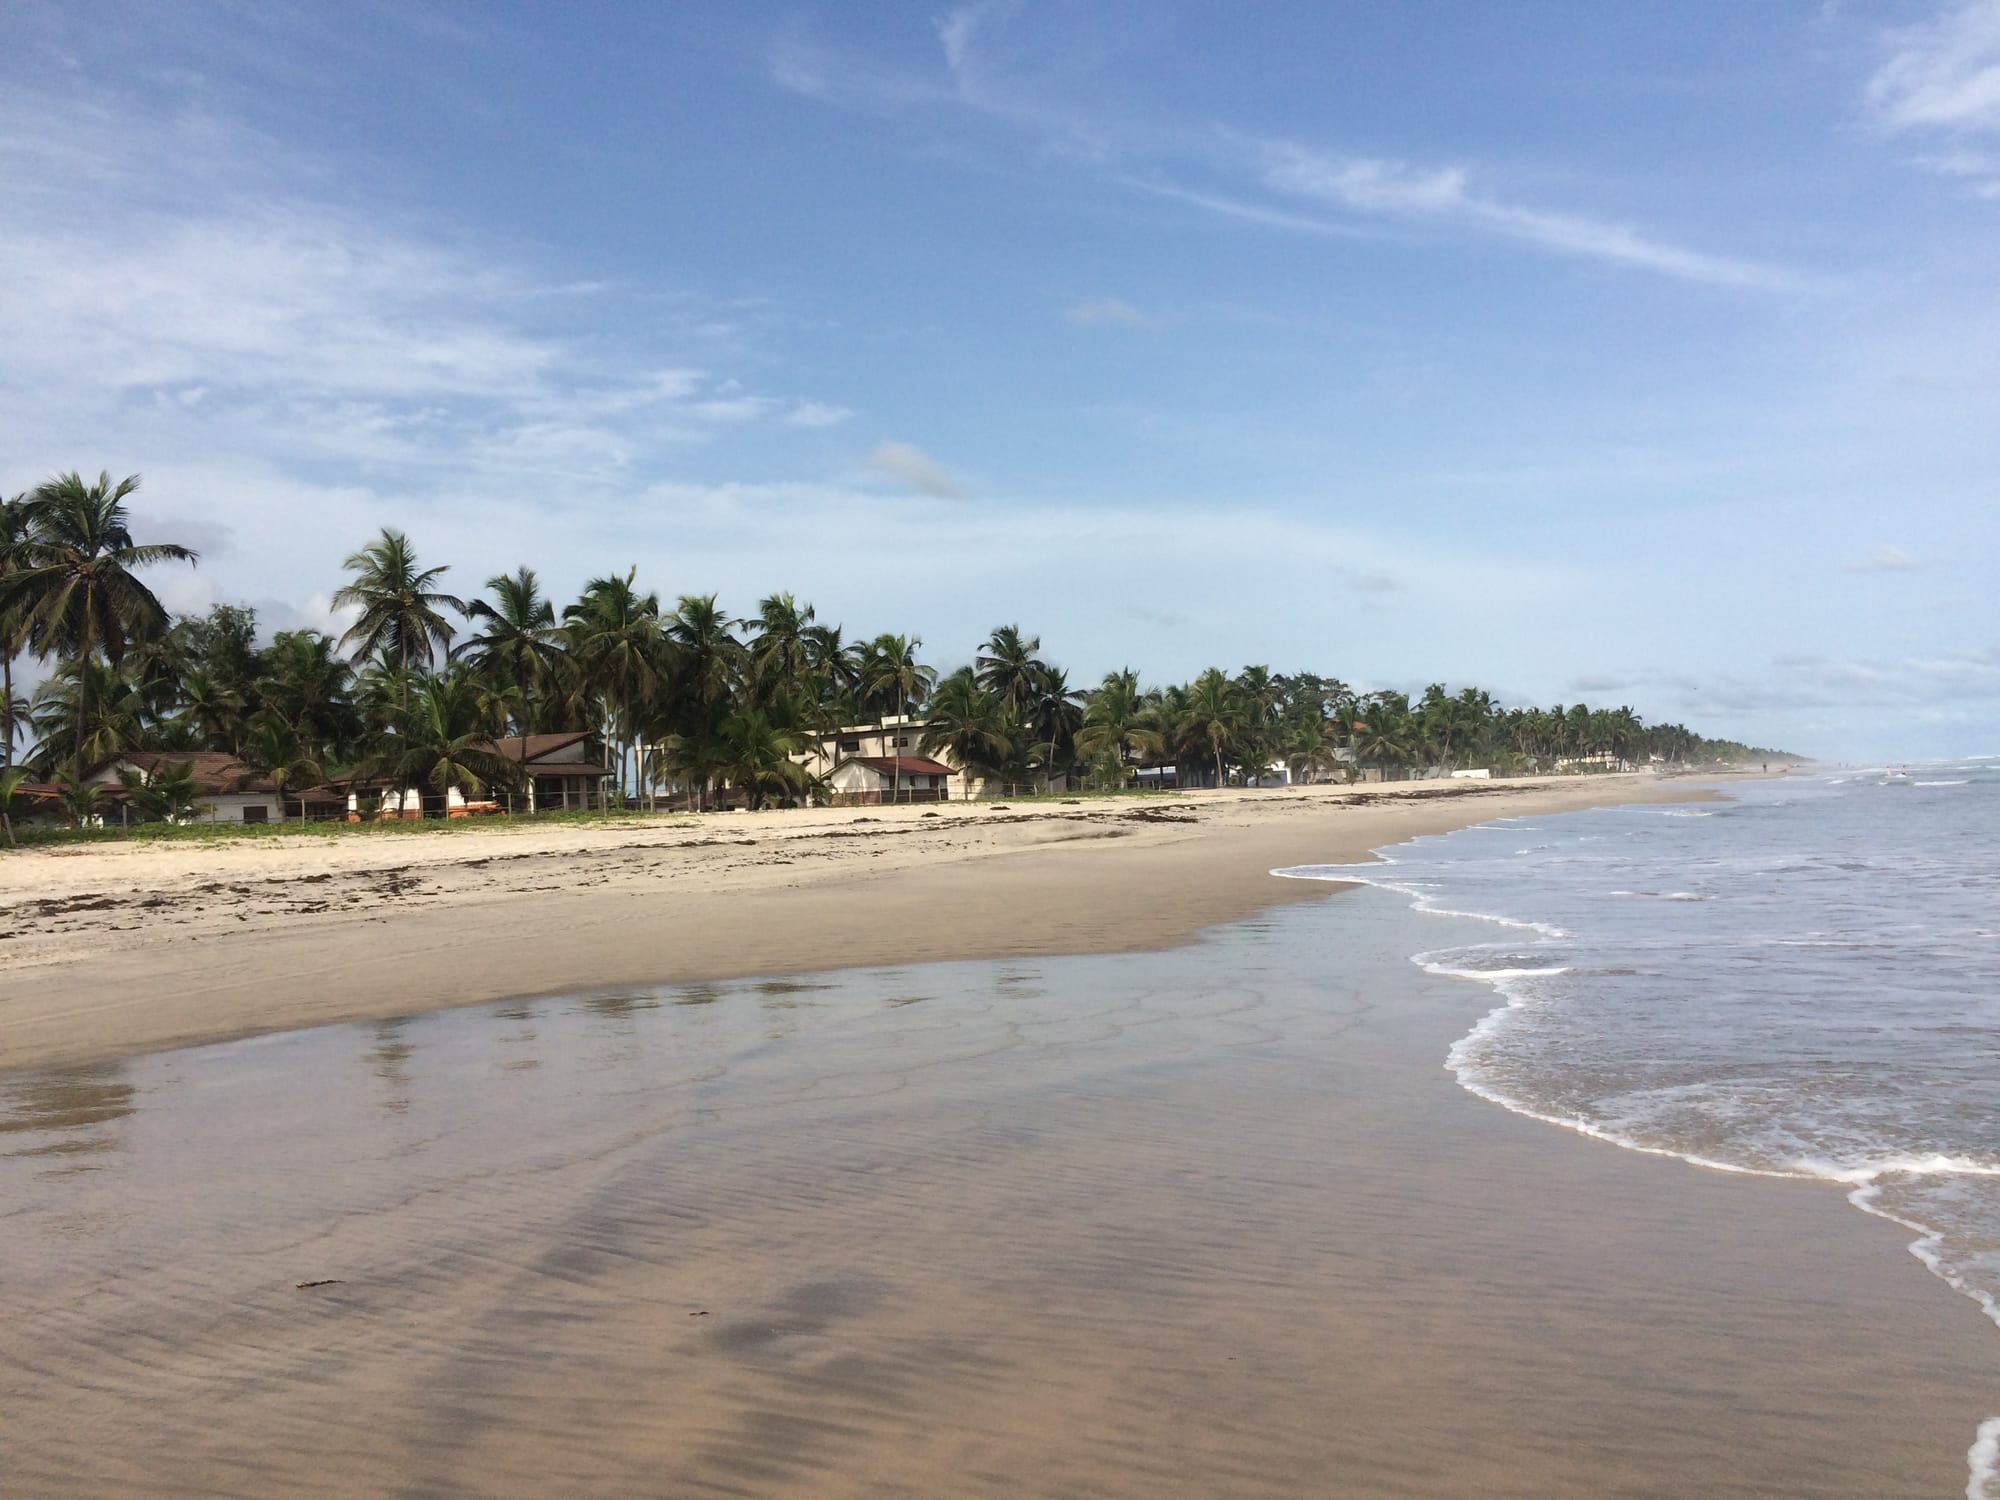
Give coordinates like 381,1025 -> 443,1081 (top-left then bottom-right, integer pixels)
3,1 -> 1998,761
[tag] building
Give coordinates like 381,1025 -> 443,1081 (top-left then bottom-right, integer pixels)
83,751 -> 289,824
296,732 -> 612,819
825,754 -> 956,806
797,717 -> 967,804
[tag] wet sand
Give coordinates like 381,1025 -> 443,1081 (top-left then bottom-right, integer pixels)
0,776 -> 1703,1073
3,888 -> 1993,1497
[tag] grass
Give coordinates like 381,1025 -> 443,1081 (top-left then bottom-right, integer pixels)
3,805 -> 667,849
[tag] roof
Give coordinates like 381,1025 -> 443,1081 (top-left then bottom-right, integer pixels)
847,755 -> 955,777
488,732 -> 592,762
90,751 -> 280,796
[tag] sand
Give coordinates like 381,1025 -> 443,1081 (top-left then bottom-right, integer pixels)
0,775 -> 1705,1074
3,881 -> 1993,1497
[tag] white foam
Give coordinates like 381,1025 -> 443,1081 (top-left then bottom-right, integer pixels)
1969,1416 -> 2000,1500
1919,779 -> 1971,787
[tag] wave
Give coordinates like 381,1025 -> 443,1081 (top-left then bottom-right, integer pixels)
1918,779 -> 1971,787
1971,1417 -> 2000,1500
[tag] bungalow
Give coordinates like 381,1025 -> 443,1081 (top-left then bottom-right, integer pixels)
84,751 -> 287,824
296,730 -> 613,819
826,754 -> 956,806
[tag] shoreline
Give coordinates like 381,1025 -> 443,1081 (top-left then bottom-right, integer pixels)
4,863 -> 1992,1495
0,775 -> 1715,1075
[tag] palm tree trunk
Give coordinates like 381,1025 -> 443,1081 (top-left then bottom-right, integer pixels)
2,650 -> 12,773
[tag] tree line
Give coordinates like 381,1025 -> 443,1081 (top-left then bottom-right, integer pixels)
0,471 -> 1786,826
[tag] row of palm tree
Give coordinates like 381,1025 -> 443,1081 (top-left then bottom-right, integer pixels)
0,474 -> 1786,825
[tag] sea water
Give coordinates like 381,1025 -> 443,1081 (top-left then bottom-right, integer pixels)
1282,764 -> 2000,1496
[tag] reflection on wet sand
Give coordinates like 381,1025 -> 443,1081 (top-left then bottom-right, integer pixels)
0,1062 -> 136,1170
2,892 -> 1996,1497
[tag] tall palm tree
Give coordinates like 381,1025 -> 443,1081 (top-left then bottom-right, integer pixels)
860,633 -> 933,803
2,472 -> 197,781
920,668 -> 1013,792
562,569 -> 663,802
330,529 -> 465,709
258,630 -> 360,765
975,624 -> 1047,717
0,494 -> 30,774
749,593 -> 816,700
457,566 -> 564,740
1183,668 -> 1246,789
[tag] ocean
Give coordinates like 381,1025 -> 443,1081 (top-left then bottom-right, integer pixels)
1281,764 -> 2000,1496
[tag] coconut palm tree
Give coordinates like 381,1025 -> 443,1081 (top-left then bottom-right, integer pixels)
860,633 -> 934,803
711,707 -> 814,810
239,713 -> 325,814
117,758 -> 206,823
975,624 -> 1047,717
562,569 -> 663,802
749,593 -> 816,700
330,529 -> 466,709
1180,668 -> 1247,789
2,472 -> 197,782
0,494 -> 30,774
258,630 -> 360,764
380,669 -> 521,804
456,567 -> 563,735
1078,668 -> 1163,786
920,668 -> 1013,792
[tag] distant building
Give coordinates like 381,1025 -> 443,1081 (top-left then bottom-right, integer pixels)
825,754 -> 956,806
84,751 -> 286,824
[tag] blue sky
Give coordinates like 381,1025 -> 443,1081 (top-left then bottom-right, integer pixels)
4,1 -> 1998,759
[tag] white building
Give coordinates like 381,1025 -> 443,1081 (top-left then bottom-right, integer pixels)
85,751 -> 286,824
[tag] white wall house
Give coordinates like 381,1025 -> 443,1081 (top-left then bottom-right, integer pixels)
825,754 -> 956,806
86,751 -> 287,824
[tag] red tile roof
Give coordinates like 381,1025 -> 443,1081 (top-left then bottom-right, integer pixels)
90,752 -> 280,796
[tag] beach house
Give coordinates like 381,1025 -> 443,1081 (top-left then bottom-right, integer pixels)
797,717 -> 963,804
82,751 -> 288,824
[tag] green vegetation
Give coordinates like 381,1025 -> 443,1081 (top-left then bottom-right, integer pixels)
0,469 -> 1787,840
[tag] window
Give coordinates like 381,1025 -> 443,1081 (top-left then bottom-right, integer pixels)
896,736 -> 910,747
241,805 -> 269,824
838,737 -> 861,752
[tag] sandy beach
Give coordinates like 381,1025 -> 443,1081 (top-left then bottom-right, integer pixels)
0,775 -> 1705,1074
4,862 -> 1994,1497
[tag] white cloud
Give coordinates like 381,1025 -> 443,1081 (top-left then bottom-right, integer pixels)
864,440 -> 967,498
1869,2 -> 2000,195
1847,543 -> 1923,573
1259,144 -> 1808,291
1065,298 -> 1158,328
1869,1 -> 2000,133
787,400 -> 855,428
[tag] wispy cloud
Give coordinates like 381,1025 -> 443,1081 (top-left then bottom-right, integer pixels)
865,440 -> 967,498
1869,0 -> 2000,133
773,7 -> 1809,291
1065,297 -> 1158,328
1846,543 -> 1924,573
0,84 -> 852,497
1869,1 -> 2000,194
1259,144 -> 1808,290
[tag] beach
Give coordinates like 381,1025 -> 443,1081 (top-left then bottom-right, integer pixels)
7,771 -> 1996,1496
0,775 -> 1702,1074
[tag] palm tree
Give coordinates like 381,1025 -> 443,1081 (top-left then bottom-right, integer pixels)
1029,665 -> 1086,791
711,708 -> 814,810
380,669 -> 521,805
562,569 -> 663,802
240,713 -> 325,814
2,472 -> 197,782
920,668 -> 1013,792
1,764 -> 31,847
1182,668 -> 1245,789
860,633 -> 933,804
330,530 -> 466,709
258,630 -> 360,764
117,759 -> 206,824
0,494 -> 30,774
975,624 -> 1047,716
456,567 -> 563,735
749,593 -> 816,699
1078,668 -> 1163,787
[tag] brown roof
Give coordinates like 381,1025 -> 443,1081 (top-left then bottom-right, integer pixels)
849,755 -> 955,777
92,752 -> 280,796
488,732 -> 592,762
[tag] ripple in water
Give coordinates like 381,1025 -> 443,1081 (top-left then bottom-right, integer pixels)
1281,764 -> 2000,1495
